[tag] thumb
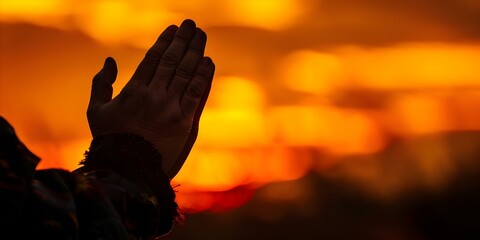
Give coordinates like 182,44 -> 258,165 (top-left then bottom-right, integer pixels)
89,57 -> 118,108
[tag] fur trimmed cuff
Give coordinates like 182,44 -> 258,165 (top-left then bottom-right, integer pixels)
77,133 -> 180,237
80,133 -> 165,185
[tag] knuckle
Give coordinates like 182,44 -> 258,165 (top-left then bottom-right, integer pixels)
117,86 -> 135,103
144,49 -> 162,63
197,63 -> 214,78
136,86 -> 155,103
92,72 -> 104,84
175,32 -> 191,42
185,82 -> 203,98
175,65 -> 194,79
197,69 -> 211,80
160,52 -> 180,65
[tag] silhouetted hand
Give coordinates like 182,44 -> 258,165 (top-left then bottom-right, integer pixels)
87,19 -> 215,179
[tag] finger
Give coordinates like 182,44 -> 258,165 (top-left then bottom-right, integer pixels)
149,19 -> 196,90
164,28 -> 206,94
126,25 -> 178,88
180,57 -> 215,119
88,57 -> 118,109
167,60 -> 214,179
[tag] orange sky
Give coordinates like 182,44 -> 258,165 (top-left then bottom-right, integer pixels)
1,0 -> 480,212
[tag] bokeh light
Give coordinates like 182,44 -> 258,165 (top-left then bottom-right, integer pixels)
1,0 -> 480,225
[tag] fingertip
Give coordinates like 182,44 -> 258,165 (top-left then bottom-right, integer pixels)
195,28 -> 207,41
104,57 -> 111,66
104,57 -> 116,67
166,24 -> 179,33
103,57 -> 118,84
180,19 -> 196,29
157,25 -> 178,42
203,56 -> 213,67
196,57 -> 215,81
207,57 -> 215,77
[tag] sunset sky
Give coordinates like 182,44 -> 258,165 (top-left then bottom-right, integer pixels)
1,0 -> 480,212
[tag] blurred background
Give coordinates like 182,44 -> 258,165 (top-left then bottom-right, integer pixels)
1,0 -> 480,239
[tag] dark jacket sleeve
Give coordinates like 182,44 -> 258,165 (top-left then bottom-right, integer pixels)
0,116 -> 180,240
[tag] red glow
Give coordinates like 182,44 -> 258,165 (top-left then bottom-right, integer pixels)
1,0 -> 480,213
